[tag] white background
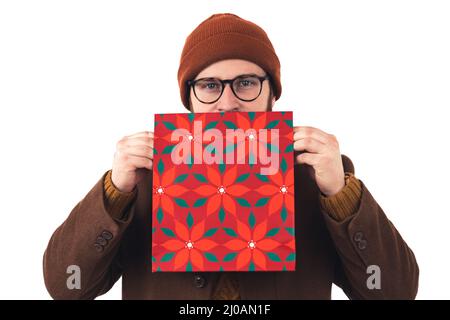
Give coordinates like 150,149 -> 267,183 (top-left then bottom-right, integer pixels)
0,0 -> 449,300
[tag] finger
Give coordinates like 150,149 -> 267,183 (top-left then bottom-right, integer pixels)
293,137 -> 326,154
125,154 -> 153,170
124,145 -> 154,159
126,131 -> 154,139
124,136 -> 154,146
293,126 -> 329,144
296,152 -> 320,166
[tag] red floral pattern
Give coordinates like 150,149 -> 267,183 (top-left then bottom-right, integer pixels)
161,219 -> 218,270
152,111 -> 296,272
193,165 -> 250,216
224,219 -> 282,270
255,167 -> 295,214
153,166 -> 189,216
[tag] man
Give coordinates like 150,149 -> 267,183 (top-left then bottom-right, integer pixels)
43,13 -> 419,299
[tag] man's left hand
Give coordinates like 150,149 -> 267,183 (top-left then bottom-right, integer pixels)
293,126 -> 346,197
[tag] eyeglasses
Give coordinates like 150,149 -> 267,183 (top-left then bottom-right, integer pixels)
187,74 -> 270,104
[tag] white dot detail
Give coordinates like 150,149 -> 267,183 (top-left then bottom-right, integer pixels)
218,186 -> 226,194
280,186 -> 287,194
157,187 -> 164,194
186,241 -> 194,249
248,240 -> 256,249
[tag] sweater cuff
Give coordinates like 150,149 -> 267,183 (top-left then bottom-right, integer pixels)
103,170 -> 137,220
319,173 -> 362,221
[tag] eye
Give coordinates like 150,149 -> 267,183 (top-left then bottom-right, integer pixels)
196,80 -> 221,91
206,82 -> 218,89
237,77 -> 258,88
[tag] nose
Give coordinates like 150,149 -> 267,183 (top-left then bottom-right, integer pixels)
216,84 -> 240,112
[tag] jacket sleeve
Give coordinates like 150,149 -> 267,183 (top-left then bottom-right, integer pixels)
43,170 -> 137,299
324,156 -> 419,299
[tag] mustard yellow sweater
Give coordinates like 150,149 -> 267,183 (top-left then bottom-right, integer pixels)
103,170 -> 362,299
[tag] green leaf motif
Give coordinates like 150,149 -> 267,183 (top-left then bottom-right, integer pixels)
219,163 -> 226,174
193,198 -> 207,207
285,144 -> 294,153
224,143 -> 236,154
280,157 -> 287,173
285,227 -> 295,236
219,207 -> 226,223
281,206 -> 288,222
223,227 -> 238,237
160,252 -> 175,262
223,120 -> 238,129
255,197 -> 269,207
266,143 -> 280,153
248,112 -> 255,122
186,152 -> 192,164
265,120 -> 280,129
193,173 -> 208,182
161,228 -> 175,237
248,212 -> 256,229
236,198 -> 251,207
204,120 -> 218,130
162,145 -> 176,154
186,261 -> 193,272
151,256 -> 156,262
285,253 -> 296,262
266,228 -> 280,237
249,151 -> 256,165
249,261 -> 255,271
235,173 -> 250,183
187,153 -> 194,169
204,228 -> 218,237
174,198 -> 189,208
223,252 -> 237,262
188,113 -> 195,123
267,252 -> 282,262
187,212 -> 194,229
157,207 -> 163,224
284,119 -> 293,128
174,174 -> 188,183
205,144 -> 215,154
162,121 -> 176,130
255,173 -> 269,182
157,159 -> 164,174
204,252 -> 219,262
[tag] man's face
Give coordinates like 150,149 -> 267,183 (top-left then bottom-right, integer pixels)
189,59 -> 275,113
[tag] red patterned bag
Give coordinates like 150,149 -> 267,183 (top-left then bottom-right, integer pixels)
152,111 -> 295,272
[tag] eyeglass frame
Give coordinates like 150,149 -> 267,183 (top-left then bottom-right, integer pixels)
187,74 -> 271,104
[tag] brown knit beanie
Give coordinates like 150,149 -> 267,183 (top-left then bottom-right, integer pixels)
177,13 -> 281,109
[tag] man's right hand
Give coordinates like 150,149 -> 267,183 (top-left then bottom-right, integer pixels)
111,131 -> 154,193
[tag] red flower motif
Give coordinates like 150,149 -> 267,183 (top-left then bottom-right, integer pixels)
254,167 -> 295,215
161,219 -> 218,270
162,114 -> 207,164
153,166 -> 189,216
223,219 -> 282,270
193,165 -> 250,216
224,112 -> 270,164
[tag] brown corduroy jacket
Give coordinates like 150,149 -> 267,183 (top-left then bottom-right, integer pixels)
43,155 -> 419,299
